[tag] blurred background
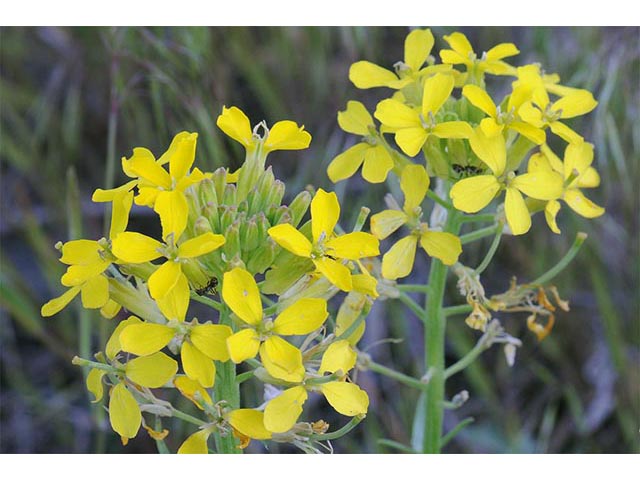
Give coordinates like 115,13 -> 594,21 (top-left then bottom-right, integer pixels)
0,26 -> 638,454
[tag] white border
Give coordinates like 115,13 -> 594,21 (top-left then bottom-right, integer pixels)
1,1 -> 638,26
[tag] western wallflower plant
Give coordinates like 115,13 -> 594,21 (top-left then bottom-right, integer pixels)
42,28 -> 603,455
332,27 -> 603,453
42,106 -> 376,454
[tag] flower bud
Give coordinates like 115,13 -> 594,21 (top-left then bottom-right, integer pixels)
288,190 -> 311,228
219,205 -> 237,233
222,183 -> 237,207
211,167 -> 228,201
241,216 -> 260,253
271,205 -> 292,226
202,202 -> 220,233
197,178 -> 218,209
223,221 -> 241,260
265,179 -> 285,210
246,237 -> 278,274
194,216 -> 213,235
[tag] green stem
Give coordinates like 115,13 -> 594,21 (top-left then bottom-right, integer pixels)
397,284 -> 431,293
443,304 -> 473,317
213,307 -> 241,454
191,292 -> 223,311
367,360 -> 429,392
309,415 -> 364,441
460,224 -> 499,244
421,209 -> 461,453
398,292 -> 426,320
426,189 -> 454,210
154,417 -> 170,454
172,408 -> 207,427
444,338 -> 490,380
378,439 -> 416,453
460,213 -> 496,224
531,232 -> 587,285
474,222 -> 504,275
439,417 -> 474,449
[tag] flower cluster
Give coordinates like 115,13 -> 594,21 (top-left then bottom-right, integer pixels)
42,106 -> 378,453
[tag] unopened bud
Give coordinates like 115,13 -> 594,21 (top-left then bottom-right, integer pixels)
222,183 -> 237,206
223,222 -> 241,260
194,216 -> 213,235
246,237 -> 277,274
211,167 -> 228,201
202,202 -> 220,233
272,205 -> 292,226
241,216 -> 260,253
219,205 -> 237,233
198,178 -> 218,208
289,190 -> 312,228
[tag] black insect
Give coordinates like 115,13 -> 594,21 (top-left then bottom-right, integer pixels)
195,276 -> 219,296
452,164 -> 484,177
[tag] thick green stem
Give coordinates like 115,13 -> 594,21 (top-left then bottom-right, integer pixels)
213,307 -> 241,454
421,209 -> 461,453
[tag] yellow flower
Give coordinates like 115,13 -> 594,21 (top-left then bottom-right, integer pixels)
440,31 -> 519,76
119,319 -> 232,389
349,28 -> 451,90
227,409 -> 272,443
268,189 -> 380,292
529,142 -> 605,234
41,240 -> 112,317
517,81 -> 597,144
216,105 -> 311,155
111,231 -> 225,317
122,131 -> 209,241
450,128 -> 564,235
221,267 -> 328,383
91,181 -> 136,240
327,101 -> 394,184
371,165 -> 462,280
461,84 -> 545,144
262,340 -> 368,433
374,73 -> 473,157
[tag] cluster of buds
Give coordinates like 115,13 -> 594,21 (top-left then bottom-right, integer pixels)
42,106 -> 379,452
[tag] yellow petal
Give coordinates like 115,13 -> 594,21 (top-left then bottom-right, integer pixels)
443,32 -> 473,57
325,232 -> 380,260
577,167 -> 600,188
80,274 -> 109,309
177,429 -> 210,454
92,180 -> 137,202
264,120 -> 312,152
509,121 -> 546,145
178,232 -> 226,258
106,316 -> 142,361
41,286 -> 80,317
320,381 -> 369,416
156,274 -> 190,323
174,376 -> 213,409
313,257 -> 353,292
563,189 -> 605,218
311,188 -> 340,244
228,409 -> 272,440
349,61 -> 397,89
119,323 -> 175,356
227,328 -> 261,363
273,298 -> 328,335
422,73 -> 454,116
462,85 -> 497,117
100,299 -> 121,319
109,190 -> 134,239
479,117 -> 504,137
420,231 -> 462,266
87,368 -> 106,403
126,147 -> 171,189
485,43 -> 519,61
222,268 -> 263,325
216,106 -> 253,147
539,143 -> 565,173
549,121 -> 583,144
370,209 -> 408,240
431,121 -> 473,139
352,272 -> 378,298
563,141 -> 594,181
125,351 -> 178,388
335,292 -> 367,345
111,232 -> 163,263
450,175 -> 501,213
381,235 -> 418,280
517,101 -> 544,128
181,341 -> 216,388
374,99 -> 421,129
319,340 -> 357,375
109,383 -> 141,443
439,48 -> 468,65
545,200 -> 562,234
505,187 -> 531,235
552,90 -> 598,119
394,127 -> 429,157
401,164 -> 430,212
337,101 -> 374,136
511,171 -> 564,200
134,186 -> 160,207
468,128 -> 506,175
264,386 -> 308,433
267,223 -> 313,257
154,190 -> 189,241
190,324 -> 232,361
148,261 -> 182,300
157,131 -> 191,165
404,28 -> 434,72
362,144 -> 393,183
59,239 -> 102,265
61,261 -> 110,287
327,143 -> 368,183
260,336 -> 305,383
169,132 -> 197,181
